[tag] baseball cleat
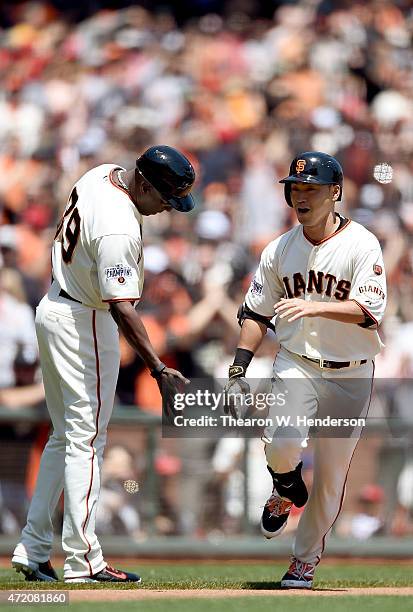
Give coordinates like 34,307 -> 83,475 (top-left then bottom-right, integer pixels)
280,556 -> 317,589
12,557 -> 58,582
261,463 -> 308,539
261,492 -> 292,538
65,565 -> 141,584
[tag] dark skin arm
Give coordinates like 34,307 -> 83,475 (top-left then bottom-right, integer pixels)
110,301 -> 164,371
109,301 -> 189,397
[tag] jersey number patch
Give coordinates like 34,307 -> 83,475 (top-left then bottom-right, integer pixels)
54,188 -> 81,264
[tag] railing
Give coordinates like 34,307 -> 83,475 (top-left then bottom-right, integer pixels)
1,404 -> 412,537
0,404 -> 162,533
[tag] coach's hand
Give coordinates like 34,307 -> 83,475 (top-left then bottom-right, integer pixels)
154,366 -> 189,423
223,365 -> 251,420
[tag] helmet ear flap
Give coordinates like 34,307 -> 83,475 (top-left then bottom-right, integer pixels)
284,183 -> 293,207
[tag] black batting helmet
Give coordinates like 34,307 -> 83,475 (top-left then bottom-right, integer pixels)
136,145 -> 196,212
279,151 -> 343,207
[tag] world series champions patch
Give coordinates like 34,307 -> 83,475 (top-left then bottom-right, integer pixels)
251,278 -> 263,295
104,263 -> 133,282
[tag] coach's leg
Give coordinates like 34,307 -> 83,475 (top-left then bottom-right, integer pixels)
60,309 -> 120,579
13,299 -> 66,564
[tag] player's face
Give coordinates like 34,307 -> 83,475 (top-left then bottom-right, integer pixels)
290,183 -> 337,226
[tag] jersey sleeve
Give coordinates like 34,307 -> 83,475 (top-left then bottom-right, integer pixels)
245,241 -> 285,317
349,237 -> 386,329
94,234 -> 142,303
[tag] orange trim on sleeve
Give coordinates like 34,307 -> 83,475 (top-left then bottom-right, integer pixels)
103,297 -> 141,303
351,299 -> 378,327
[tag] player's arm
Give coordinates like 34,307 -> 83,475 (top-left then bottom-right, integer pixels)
348,238 -> 387,329
223,240 -> 281,419
238,317 -> 268,352
274,298 -> 365,324
229,308 -> 272,378
224,312 -> 273,419
275,237 -> 386,327
228,242 -> 282,382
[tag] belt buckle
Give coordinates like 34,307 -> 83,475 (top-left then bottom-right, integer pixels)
319,359 -> 325,369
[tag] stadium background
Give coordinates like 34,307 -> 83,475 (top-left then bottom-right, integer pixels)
0,0 -> 413,559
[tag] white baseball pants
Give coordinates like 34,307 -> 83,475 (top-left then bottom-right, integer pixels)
264,347 -> 374,564
13,283 -> 120,578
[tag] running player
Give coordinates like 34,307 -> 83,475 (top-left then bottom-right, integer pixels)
225,152 -> 386,589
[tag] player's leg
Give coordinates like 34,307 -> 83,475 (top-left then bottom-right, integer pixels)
293,436 -> 359,563
261,349 -> 315,538
50,307 -> 120,579
12,295 -> 66,568
290,363 -> 374,581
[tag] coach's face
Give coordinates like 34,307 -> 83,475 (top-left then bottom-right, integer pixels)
137,181 -> 172,216
290,183 -> 339,227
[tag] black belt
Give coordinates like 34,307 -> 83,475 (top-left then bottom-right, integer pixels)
59,289 -> 82,304
301,355 -> 367,369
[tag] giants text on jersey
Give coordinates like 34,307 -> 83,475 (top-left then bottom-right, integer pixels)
245,217 -> 386,361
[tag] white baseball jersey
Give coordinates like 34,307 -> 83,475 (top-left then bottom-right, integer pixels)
14,163 -> 149,578
245,215 -> 386,361
52,164 -> 144,309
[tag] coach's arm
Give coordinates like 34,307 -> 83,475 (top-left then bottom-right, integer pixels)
109,301 -> 189,389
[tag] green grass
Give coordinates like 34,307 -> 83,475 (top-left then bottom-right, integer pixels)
1,564 -> 411,612
0,597 -> 409,612
0,562 -> 412,591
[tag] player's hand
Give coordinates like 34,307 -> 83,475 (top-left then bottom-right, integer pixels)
223,370 -> 251,420
157,368 -> 190,423
274,298 -> 321,322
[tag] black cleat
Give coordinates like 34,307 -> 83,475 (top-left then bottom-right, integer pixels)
65,565 -> 141,584
13,558 -> 58,582
261,462 -> 308,539
261,492 -> 292,538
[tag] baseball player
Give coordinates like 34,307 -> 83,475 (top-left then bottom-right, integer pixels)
225,152 -> 386,589
12,145 -> 195,583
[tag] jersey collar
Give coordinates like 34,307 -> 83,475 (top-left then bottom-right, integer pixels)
109,167 -> 135,205
303,215 -> 351,246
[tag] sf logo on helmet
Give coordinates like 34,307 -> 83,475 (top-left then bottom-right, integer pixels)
296,159 -> 306,173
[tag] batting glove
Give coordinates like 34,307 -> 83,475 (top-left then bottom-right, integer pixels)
223,364 -> 251,420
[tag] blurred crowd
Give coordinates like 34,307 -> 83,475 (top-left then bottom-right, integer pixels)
1,0 -> 413,540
